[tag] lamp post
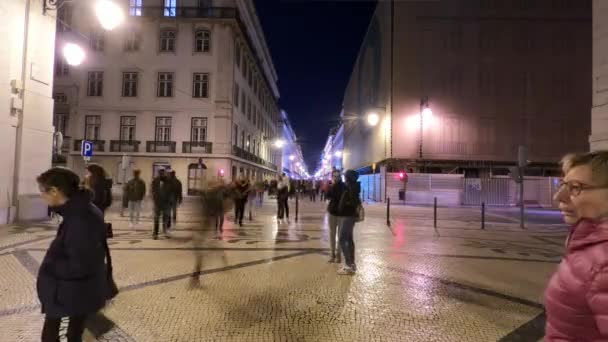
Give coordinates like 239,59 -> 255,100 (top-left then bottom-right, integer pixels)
419,96 -> 432,160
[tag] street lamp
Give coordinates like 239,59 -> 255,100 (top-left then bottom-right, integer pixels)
95,0 -> 125,30
289,155 -> 295,161
63,43 -> 86,66
367,112 -> 380,126
334,151 -> 342,157
273,139 -> 285,148
419,96 -> 432,159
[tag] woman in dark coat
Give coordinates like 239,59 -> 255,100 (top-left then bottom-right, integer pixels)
85,164 -> 112,215
37,167 -> 113,341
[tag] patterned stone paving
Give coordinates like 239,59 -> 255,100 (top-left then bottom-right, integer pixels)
0,197 -> 567,341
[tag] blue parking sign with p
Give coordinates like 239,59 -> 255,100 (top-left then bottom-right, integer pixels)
81,140 -> 93,158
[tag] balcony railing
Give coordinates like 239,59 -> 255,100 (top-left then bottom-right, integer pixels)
110,140 -> 141,153
73,139 -> 105,152
232,145 -> 270,166
146,141 -> 176,153
182,141 -> 213,154
134,6 -> 237,19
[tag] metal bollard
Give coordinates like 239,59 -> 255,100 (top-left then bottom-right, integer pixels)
295,193 -> 299,223
387,197 -> 391,226
433,197 -> 439,236
481,202 -> 485,230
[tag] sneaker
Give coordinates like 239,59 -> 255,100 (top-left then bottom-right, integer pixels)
337,266 -> 355,275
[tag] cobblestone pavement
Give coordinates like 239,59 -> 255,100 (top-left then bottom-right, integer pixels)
0,196 -> 566,341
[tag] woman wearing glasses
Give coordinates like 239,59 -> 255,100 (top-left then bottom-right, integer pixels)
545,151 -> 608,341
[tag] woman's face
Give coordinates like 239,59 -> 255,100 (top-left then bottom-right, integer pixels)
38,184 -> 67,207
554,164 -> 608,224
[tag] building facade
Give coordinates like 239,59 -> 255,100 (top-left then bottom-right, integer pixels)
341,0 -> 591,177
0,0 -> 57,223
278,110 -> 307,179
591,0 -> 608,150
53,0 -> 281,194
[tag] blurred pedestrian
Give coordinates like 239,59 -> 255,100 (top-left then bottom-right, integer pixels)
124,169 -> 146,228
37,167 -> 117,342
151,169 -> 172,239
167,170 -> 183,228
277,174 -> 290,224
84,164 -> 112,216
544,151 -> 608,341
233,175 -> 251,227
337,170 -> 361,275
325,169 -> 344,263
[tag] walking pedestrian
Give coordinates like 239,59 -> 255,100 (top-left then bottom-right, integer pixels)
336,170 -> 361,275
191,180 -> 233,288
151,169 -> 172,239
325,169 -> 344,263
232,176 -> 250,227
124,169 -> 146,228
37,167 -> 117,342
544,151 -> 608,341
167,170 -> 183,228
84,164 -> 112,216
277,174 -> 290,224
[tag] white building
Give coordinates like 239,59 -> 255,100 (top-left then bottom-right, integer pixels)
278,110 -> 307,179
591,0 -> 608,150
54,0 -> 281,194
0,0 -> 57,223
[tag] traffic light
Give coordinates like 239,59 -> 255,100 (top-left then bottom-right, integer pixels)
399,172 -> 405,180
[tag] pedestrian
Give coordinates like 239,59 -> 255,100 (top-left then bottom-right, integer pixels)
37,167 -> 117,342
320,180 -> 328,202
191,180 -> 233,288
85,164 -> 113,237
325,169 -> 344,263
336,170 -> 361,275
84,164 -> 112,216
167,170 -> 183,228
151,169 -> 172,239
255,180 -> 265,208
232,175 -> 250,227
124,169 -> 146,228
544,151 -> 608,341
312,180 -> 318,202
277,173 -> 290,224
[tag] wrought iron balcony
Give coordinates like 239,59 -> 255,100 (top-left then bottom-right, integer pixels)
232,146 -> 266,166
146,141 -> 176,153
73,139 -> 105,152
110,140 -> 141,153
133,6 -> 237,19
182,141 -> 213,154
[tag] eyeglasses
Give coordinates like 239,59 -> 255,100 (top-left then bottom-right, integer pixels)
557,181 -> 608,197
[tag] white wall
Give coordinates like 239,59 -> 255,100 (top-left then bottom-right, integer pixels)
0,0 -> 55,222
591,0 -> 608,151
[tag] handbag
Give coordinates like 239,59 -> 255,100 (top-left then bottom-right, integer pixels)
106,222 -> 114,238
356,204 -> 365,222
102,237 -> 119,300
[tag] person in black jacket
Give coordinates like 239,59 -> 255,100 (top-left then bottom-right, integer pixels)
85,164 -> 112,216
167,170 -> 183,227
325,169 -> 344,263
151,169 -> 172,239
337,169 -> 361,275
37,167 -> 112,342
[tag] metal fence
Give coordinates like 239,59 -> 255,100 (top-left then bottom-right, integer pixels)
462,176 -> 560,207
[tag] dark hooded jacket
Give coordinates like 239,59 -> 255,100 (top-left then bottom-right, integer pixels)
37,191 -> 110,318
337,170 -> 361,217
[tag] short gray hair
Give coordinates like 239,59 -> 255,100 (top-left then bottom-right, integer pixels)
561,151 -> 608,185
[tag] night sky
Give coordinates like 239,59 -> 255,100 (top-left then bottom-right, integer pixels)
254,0 -> 377,171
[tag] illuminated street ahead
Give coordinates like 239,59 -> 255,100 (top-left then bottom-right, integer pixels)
0,197 -> 564,341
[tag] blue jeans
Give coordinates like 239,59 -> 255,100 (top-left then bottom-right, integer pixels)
339,217 -> 356,267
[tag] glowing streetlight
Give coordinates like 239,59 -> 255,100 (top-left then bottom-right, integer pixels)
274,139 -> 284,148
422,107 -> 433,120
367,112 -> 379,126
296,162 -> 301,167
289,155 -> 295,161
95,0 -> 125,30
334,151 -> 342,157
63,43 -> 86,66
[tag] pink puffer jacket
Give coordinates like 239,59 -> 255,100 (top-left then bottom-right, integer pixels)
544,219 -> 608,341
